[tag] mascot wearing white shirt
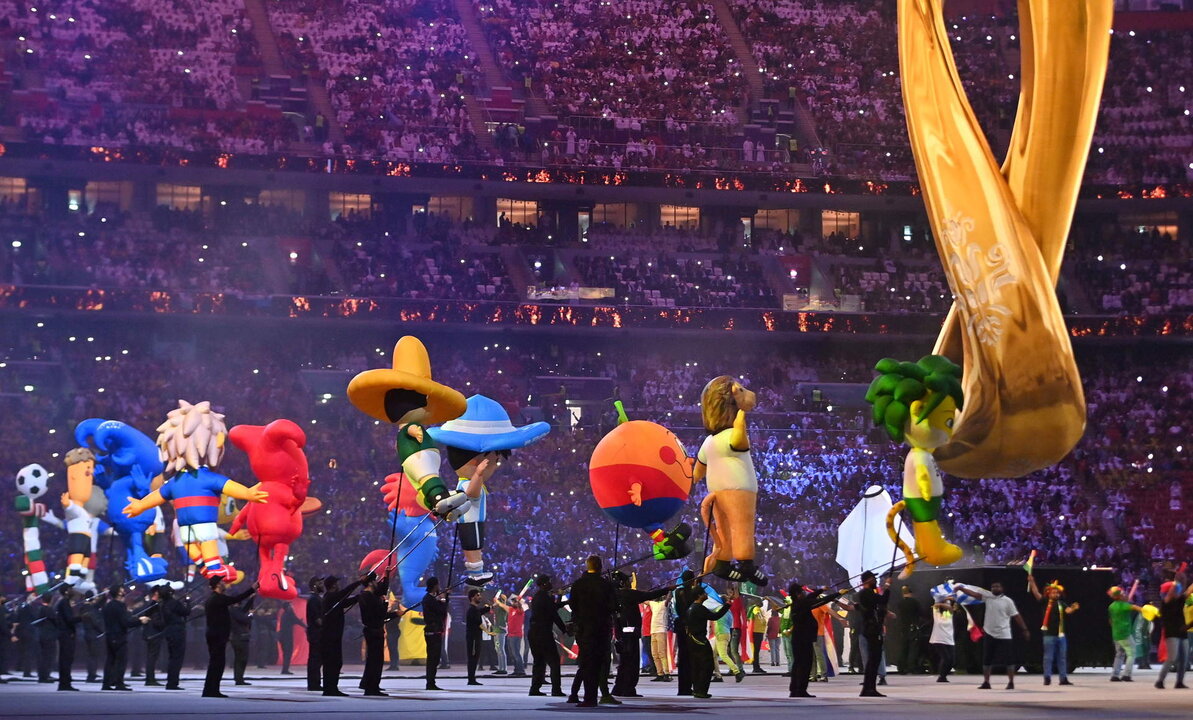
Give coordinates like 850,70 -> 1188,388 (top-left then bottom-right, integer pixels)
696,375 -> 766,586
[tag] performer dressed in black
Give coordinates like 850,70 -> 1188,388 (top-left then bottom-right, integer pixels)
527,574 -> 567,697
858,571 -> 892,698
358,574 -> 402,696
610,570 -> 672,697
305,577 -> 324,691
672,569 -> 701,696
788,583 -> 848,698
53,586 -> 82,691
102,584 -> 149,691
80,592 -> 103,683
320,574 -> 362,696
35,594 -> 55,683
422,577 -> 448,691
202,578 -> 258,698
279,600 -> 305,675
142,592 -> 166,687
465,588 -> 491,685
150,585 -> 190,690
14,593 -> 38,678
568,556 -> 618,707
685,586 -> 730,698
230,595 -> 254,685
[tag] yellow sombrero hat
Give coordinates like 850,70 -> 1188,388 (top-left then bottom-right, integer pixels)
347,336 -> 466,425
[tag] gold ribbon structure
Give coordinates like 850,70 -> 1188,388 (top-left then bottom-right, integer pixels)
899,0 -> 1113,478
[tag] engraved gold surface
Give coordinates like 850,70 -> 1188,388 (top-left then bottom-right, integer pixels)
899,0 -> 1111,478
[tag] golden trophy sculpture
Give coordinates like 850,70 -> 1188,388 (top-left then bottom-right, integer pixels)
899,0 -> 1112,478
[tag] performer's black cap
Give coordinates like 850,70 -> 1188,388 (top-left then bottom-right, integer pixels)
680,569 -> 695,582
860,571 -> 876,583
534,573 -> 552,587
610,570 -> 629,586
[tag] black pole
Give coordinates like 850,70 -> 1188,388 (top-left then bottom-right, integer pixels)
445,524 -> 460,592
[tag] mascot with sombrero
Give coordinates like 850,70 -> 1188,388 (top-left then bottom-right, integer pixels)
348,336 -> 472,520
428,394 -> 550,586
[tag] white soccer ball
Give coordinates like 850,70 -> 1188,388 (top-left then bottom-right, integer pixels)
15,463 -> 50,499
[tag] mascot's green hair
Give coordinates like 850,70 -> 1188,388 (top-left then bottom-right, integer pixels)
864,355 -> 963,443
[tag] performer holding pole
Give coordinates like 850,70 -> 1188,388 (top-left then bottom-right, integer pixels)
101,583 -> 150,691
202,577 -> 258,698
858,571 -> 891,698
305,577 -> 325,691
150,585 -> 190,690
568,556 -> 618,707
359,574 -> 403,696
320,575 -> 362,696
422,577 -> 449,691
610,571 -> 672,697
52,586 -> 82,691
686,585 -> 729,699
527,574 -> 567,698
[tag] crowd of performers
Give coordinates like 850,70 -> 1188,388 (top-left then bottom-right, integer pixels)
3,336 -> 1192,699
4,558 -> 1193,700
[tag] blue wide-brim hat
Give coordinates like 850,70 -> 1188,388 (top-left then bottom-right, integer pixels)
428,394 -> 550,452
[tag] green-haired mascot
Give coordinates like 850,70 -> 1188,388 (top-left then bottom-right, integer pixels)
864,355 -> 964,574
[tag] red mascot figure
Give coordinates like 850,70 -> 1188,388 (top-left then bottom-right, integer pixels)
229,419 -> 319,600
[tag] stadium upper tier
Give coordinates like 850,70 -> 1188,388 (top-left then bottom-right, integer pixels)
0,1 -> 1188,184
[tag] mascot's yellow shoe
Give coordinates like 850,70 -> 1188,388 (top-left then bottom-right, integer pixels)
914,520 -> 962,567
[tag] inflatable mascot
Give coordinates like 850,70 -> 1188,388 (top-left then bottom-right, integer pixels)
864,355 -> 965,572
429,394 -> 551,586
697,376 -> 766,585
124,400 -> 267,582
589,402 -> 693,561
348,336 -> 470,520
229,419 -> 320,600
375,472 -> 439,663
60,447 -> 103,591
75,419 -> 169,583
14,463 -> 63,594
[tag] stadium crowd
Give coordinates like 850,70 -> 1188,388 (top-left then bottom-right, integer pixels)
2,203 -> 1190,318
0,1 -> 1189,183
475,0 -> 745,126
266,0 -> 482,161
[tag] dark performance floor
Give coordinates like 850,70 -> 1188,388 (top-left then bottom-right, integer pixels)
1,668 -> 1188,719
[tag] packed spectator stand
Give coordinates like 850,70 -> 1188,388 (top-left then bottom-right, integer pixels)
1,201 -> 1189,319
1,0 -> 1187,182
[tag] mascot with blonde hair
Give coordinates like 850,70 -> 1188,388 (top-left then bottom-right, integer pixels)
697,376 -> 766,586
124,400 -> 267,582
